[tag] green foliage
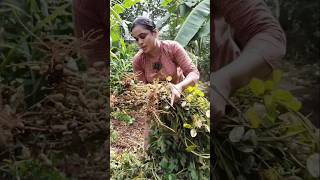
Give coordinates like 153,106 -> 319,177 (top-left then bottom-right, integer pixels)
249,78 -> 265,96
229,126 -> 245,143
174,0 -> 210,47
163,0 -> 211,81
0,1 -> 107,179
0,0 -> 73,69
111,110 -> 135,125
186,40 -> 210,81
110,43 -> 136,94
148,83 -> 210,179
119,0 -> 167,24
160,0 -> 174,8
247,70 -> 302,127
111,125 -> 119,143
213,70 -> 319,179
0,0 -> 75,106
246,106 -> 262,128
306,153 -> 320,178
111,151 -> 153,179
272,69 -> 283,84
2,159 -> 67,180
110,1 -> 142,94
110,0 -> 141,47
111,80 -> 210,179
279,0 -> 320,64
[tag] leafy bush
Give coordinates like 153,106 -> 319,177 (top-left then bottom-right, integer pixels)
147,82 -> 210,179
212,70 -> 319,179
111,150 -> 153,179
2,159 -> 68,180
111,110 -> 135,125
111,124 -> 119,143
110,42 -> 138,94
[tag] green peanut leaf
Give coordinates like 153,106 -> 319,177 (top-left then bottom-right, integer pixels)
229,126 -> 245,142
265,80 -> 274,91
264,95 -> 273,107
273,69 -> 283,83
167,174 -> 177,180
307,153 -> 320,178
285,99 -> 302,112
183,123 -> 192,129
185,144 -> 197,152
246,107 -> 262,128
249,78 -> 265,96
272,89 -> 294,102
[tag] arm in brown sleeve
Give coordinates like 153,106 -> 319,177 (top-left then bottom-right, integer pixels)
132,56 -> 147,83
172,41 -> 200,85
216,0 -> 286,93
222,0 -> 286,68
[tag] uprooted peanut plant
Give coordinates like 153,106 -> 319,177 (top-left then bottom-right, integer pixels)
111,75 -> 210,179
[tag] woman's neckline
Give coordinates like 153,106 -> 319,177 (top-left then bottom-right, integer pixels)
143,40 -> 162,59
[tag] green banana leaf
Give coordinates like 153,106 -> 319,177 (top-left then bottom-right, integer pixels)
174,0 -> 210,47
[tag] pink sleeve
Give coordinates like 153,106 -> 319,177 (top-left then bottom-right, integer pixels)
172,41 -> 200,81
221,0 -> 286,68
132,55 -> 147,83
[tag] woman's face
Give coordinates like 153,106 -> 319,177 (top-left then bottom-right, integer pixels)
131,25 -> 157,54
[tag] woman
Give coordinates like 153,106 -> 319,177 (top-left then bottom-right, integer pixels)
130,17 -> 200,150
131,17 -> 200,105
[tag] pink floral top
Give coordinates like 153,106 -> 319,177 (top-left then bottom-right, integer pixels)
133,40 -> 200,84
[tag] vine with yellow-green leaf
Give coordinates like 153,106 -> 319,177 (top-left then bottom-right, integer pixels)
144,77 -> 210,180
212,70 -> 319,180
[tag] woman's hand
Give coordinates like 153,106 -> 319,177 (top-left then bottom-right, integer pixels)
170,83 -> 183,106
210,72 -> 231,119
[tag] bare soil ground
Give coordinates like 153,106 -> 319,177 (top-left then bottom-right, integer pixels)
111,112 -> 146,153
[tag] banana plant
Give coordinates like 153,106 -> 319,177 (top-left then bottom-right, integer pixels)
164,0 -> 210,80
174,0 -> 210,47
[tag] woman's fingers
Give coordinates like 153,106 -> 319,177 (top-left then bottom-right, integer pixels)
170,84 -> 182,106
210,86 -> 228,119
210,72 -> 232,119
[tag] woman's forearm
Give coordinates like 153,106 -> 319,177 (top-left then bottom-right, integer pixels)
214,28 -> 286,95
215,50 -> 286,97
177,72 -> 199,90
216,51 -> 272,94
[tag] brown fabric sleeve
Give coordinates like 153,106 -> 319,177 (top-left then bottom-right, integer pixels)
73,0 -> 107,66
220,0 -> 286,68
132,55 -> 147,83
172,41 -> 200,79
